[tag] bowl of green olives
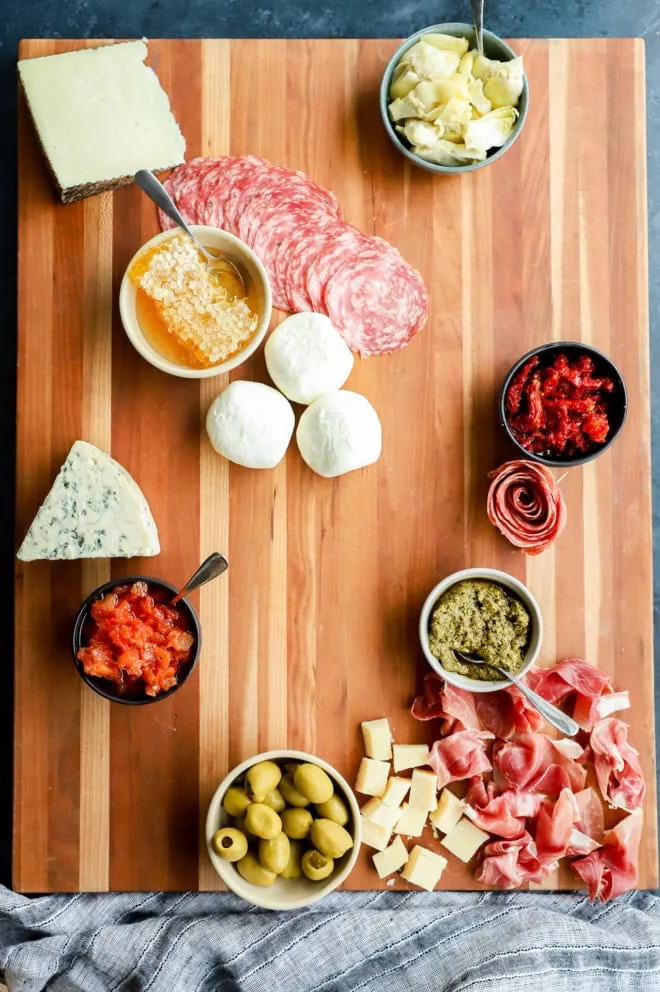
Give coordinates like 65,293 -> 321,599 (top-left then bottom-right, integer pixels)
206,749 -> 362,909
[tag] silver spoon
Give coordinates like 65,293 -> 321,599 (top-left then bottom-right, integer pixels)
171,552 -> 229,607
133,169 -> 244,285
454,650 -> 580,737
470,0 -> 485,57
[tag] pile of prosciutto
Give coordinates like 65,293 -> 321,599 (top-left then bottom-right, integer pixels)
412,658 -> 644,901
158,155 -> 428,357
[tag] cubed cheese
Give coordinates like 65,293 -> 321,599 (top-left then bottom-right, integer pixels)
372,836 -> 409,879
360,798 -> 401,831
382,776 -> 412,808
361,718 -> 393,761
392,744 -> 429,773
355,758 -> 390,797
429,789 -> 464,835
401,845 -> 448,891
393,803 -> 428,838
408,769 -> 437,812
441,817 -> 490,863
360,816 -> 392,851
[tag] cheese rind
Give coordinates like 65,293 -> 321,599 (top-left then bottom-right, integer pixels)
392,744 -> 430,773
382,777 -> 412,808
361,718 -> 393,761
360,799 -> 401,831
372,836 -> 409,879
401,845 -> 448,891
408,769 -> 437,812
393,803 -> 428,838
355,758 -> 391,797
360,816 -> 392,851
429,789 -> 464,835
441,817 -> 490,863
18,40 -> 185,203
17,441 -> 160,561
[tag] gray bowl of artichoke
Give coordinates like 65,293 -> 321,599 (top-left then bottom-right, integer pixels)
379,23 -> 528,174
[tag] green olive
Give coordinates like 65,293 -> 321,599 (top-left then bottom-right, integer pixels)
263,788 -> 286,813
236,853 -> 277,887
245,803 -> 282,840
258,832 -> 291,874
281,807 -> 314,840
279,775 -> 311,808
315,793 -> 349,826
280,840 -> 303,879
246,760 -> 282,803
310,819 -> 354,859
293,763 -> 334,804
222,786 -> 252,818
301,848 -> 334,881
212,827 -> 248,862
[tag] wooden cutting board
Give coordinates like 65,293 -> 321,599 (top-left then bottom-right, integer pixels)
15,37 -> 656,893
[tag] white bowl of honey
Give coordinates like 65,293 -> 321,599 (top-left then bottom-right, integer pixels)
119,226 -> 272,379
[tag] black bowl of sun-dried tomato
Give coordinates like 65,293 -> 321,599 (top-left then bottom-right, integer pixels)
72,576 -> 201,705
500,342 -> 627,467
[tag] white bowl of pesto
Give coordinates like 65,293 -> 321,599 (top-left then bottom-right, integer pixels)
419,567 -> 543,693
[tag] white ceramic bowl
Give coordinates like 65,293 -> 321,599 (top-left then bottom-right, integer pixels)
119,226 -> 272,379
205,749 -> 362,910
419,567 -> 543,693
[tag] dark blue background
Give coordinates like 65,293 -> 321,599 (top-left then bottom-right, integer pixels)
1,1 -> 658,887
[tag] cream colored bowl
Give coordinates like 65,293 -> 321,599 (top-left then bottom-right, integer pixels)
419,567 -> 543,693
206,749 -> 362,910
119,226 -> 272,379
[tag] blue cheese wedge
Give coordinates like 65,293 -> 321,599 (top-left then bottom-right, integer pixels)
17,441 -> 160,561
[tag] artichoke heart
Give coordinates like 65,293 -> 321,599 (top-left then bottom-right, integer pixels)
421,33 -> 470,56
398,118 -> 444,148
473,55 -> 524,108
429,97 -> 472,142
415,139 -> 487,166
388,92 -> 425,122
405,41 -> 461,80
458,50 -> 475,77
389,65 -> 421,100
468,77 -> 492,115
464,106 -> 519,153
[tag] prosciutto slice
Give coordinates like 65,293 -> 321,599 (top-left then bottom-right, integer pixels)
464,779 -> 526,839
534,789 -> 575,863
494,733 -> 587,795
527,658 -> 612,731
475,685 -> 544,739
573,787 -> 605,841
427,730 -> 494,790
590,718 -> 646,812
573,690 -> 631,730
572,809 -> 643,902
477,832 -> 553,888
486,460 -> 567,555
411,675 -> 480,733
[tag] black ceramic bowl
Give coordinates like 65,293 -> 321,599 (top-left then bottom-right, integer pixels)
72,576 -> 201,705
499,342 -> 628,468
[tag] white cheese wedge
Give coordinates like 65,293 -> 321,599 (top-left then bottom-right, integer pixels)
429,789 -> 464,835
361,718 -> 393,761
392,744 -> 430,773
17,441 -> 160,561
441,817 -> 490,863
408,769 -> 437,812
372,836 -> 409,879
18,40 -> 185,203
401,845 -> 448,891
393,803 -> 428,838
355,758 -> 391,797
382,777 -> 412,808
361,799 -> 401,832
360,816 -> 392,851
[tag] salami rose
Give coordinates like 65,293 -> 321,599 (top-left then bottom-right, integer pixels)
487,459 -> 567,555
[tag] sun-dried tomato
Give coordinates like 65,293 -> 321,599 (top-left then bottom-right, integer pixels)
505,356 -> 538,416
78,581 -> 195,697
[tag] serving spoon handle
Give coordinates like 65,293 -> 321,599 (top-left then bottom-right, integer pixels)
470,0 -> 485,57
171,552 -> 229,606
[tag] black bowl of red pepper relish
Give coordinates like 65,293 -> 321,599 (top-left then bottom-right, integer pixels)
499,342 -> 628,468
72,577 -> 201,705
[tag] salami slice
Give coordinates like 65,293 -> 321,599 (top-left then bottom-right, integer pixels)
487,460 -> 567,555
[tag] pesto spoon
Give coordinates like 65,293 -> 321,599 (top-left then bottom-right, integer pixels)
454,650 -> 580,737
171,552 -> 229,607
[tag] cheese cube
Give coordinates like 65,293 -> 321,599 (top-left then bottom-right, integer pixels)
429,789 -> 464,835
408,769 -> 437,812
360,815 -> 392,851
392,744 -> 429,773
441,817 -> 490,863
355,757 -> 390,797
401,845 -> 448,891
361,718 -> 393,761
382,776 -> 412,808
372,836 -> 409,879
393,803 -> 428,838
361,798 -> 401,831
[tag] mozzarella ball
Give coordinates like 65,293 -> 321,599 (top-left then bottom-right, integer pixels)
265,312 -> 354,405
296,390 -> 382,478
206,380 -> 294,469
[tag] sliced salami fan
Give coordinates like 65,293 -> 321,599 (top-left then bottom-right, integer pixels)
487,460 -> 567,555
